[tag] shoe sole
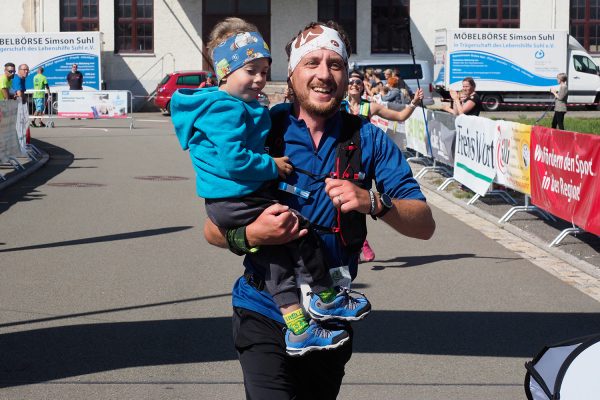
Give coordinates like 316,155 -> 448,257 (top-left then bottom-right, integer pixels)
307,304 -> 371,322
286,335 -> 350,357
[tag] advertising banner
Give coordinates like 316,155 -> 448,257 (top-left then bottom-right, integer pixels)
58,91 -> 128,119
0,101 -> 20,162
371,115 -> 407,151
405,107 -> 430,156
446,29 -> 566,91
427,110 -> 456,166
494,120 -> 532,194
453,115 -> 497,195
530,127 -> 600,236
0,32 -> 102,90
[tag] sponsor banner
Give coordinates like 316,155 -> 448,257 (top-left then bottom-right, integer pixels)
0,101 -> 21,162
427,110 -> 456,166
371,115 -> 407,151
0,32 -> 102,90
447,29 -> 567,91
453,115 -> 497,195
405,106 -> 430,156
494,120 -> 532,194
531,126 -> 600,236
58,91 -> 128,119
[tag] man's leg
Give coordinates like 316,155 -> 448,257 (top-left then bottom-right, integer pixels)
233,307 -> 352,400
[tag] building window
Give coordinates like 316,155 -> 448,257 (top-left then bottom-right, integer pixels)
570,0 -> 600,53
318,0 -> 356,54
60,0 -> 99,31
115,0 -> 154,53
371,0 -> 410,54
203,0 -> 271,54
459,0 -> 520,28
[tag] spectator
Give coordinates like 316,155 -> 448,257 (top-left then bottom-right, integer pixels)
342,69 -> 424,262
32,66 -> 51,127
67,64 -> 83,90
442,76 -> 482,116
0,63 -> 16,100
12,64 -> 30,151
199,73 -> 217,88
551,72 -> 568,130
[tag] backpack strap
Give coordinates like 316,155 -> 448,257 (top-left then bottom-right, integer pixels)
334,112 -> 367,253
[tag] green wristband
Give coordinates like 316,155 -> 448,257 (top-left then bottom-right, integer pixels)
226,226 -> 260,256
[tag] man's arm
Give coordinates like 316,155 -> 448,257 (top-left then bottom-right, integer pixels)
325,178 -> 435,240
204,203 -> 308,248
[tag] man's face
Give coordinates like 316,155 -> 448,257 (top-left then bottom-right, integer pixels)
72,65 -> 78,72
289,49 -> 347,118
4,66 -> 16,80
18,65 -> 29,78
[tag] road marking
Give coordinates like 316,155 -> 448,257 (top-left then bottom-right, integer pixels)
136,119 -> 169,123
79,127 -> 108,132
422,187 -> 600,303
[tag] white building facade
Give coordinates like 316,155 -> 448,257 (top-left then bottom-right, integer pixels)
7,0 -> 597,101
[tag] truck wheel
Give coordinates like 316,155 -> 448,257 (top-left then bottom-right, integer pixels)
481,94 -> 502,111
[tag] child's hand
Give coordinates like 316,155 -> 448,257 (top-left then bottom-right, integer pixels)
275,156 -> 293,179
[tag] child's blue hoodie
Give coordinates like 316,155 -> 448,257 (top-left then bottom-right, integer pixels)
171,87 -> 278,199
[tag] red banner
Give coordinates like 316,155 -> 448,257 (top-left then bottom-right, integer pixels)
531,126 -> 600,235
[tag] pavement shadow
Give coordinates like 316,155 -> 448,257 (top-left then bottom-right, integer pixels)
370,253 -> 519,269
0,317 -> 236,388
0,226 -> 193,253
3,310 -> 599,387
0,138 -> 73,215
354,310 -> 600,358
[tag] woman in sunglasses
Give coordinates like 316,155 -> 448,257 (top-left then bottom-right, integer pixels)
342,69 -> 424,262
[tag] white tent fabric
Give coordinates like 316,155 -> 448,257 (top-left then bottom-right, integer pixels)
525,334 -> 600,400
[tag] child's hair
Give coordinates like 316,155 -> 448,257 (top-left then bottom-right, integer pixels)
206,17 -> 259,62
557,72 -> 568,83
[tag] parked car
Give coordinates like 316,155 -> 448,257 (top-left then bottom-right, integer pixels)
154,70 -> 210,114
349,57 -> 435,106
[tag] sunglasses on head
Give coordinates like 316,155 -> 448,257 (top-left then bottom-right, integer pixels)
349,79 -> 363,86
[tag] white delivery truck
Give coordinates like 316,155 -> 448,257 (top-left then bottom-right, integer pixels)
434,28 -> 600,111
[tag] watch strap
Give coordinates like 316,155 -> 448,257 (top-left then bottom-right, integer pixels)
368,189 -> 376,215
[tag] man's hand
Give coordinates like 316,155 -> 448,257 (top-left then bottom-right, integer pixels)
324,178 -> 371,214
246,203 -> 307,246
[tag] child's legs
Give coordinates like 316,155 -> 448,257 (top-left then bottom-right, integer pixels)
293,217 -> 333,293
205,184 -> 278,229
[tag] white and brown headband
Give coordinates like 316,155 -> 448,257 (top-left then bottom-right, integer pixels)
288,25 -> 348,74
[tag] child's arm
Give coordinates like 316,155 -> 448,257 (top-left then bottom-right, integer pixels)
274,156 -> 293,179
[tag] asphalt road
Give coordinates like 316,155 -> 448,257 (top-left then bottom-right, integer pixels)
1,115 -> 599,399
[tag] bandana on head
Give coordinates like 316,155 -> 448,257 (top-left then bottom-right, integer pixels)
212,31 -> 271,82
288,25 -> 348,74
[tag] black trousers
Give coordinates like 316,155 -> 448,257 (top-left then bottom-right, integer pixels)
552,111 -> 565,130
232,307 -> 353,400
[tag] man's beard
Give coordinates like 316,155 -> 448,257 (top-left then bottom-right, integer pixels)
294,85 -> 344,118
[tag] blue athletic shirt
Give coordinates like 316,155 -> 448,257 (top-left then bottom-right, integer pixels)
232,103 -> 426,323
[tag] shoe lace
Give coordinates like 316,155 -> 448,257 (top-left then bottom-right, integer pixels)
339,287 -> 368,310
312,324 -> 334,338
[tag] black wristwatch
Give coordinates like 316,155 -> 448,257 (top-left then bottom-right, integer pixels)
373,192 -> 393,219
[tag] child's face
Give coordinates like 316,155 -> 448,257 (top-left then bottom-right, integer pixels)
221,58 -> 270,102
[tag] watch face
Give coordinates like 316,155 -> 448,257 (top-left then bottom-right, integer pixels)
381,193 -> 393,208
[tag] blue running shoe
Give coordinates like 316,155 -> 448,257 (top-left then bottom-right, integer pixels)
285,320 -> 349,356
308,287 -> 371,321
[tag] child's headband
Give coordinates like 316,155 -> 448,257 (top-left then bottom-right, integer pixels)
212,31 -> 271,82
